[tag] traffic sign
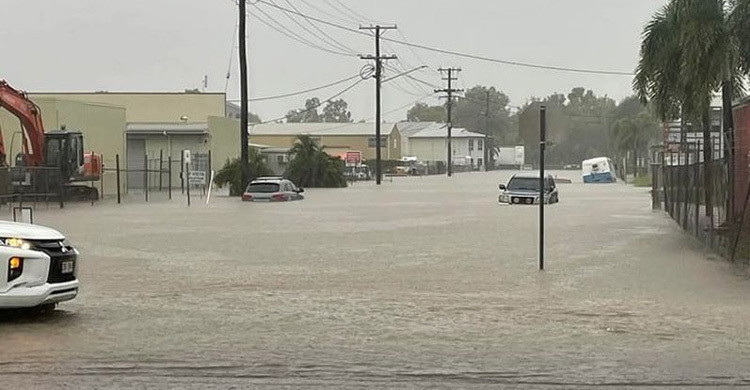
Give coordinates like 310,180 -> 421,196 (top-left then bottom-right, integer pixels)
188,171 -> 206,185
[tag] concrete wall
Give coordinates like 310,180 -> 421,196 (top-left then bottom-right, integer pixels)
0,98 -> 126,195
29,93 -> 226,123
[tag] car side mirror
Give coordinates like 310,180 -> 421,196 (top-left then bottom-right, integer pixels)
498,184 -> 506,191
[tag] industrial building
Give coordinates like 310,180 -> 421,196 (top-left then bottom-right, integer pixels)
0,91 -> 240,195
248,122 -> 402,161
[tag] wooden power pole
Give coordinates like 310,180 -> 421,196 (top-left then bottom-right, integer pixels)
435,68 -> 462,177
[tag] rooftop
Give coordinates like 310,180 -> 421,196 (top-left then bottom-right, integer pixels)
249,122 -> 397,136
410,125 -> 486,138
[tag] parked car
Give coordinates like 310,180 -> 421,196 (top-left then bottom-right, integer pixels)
0,221 -> 79,311
498,172 -> 559,205
242,177 -> 305,202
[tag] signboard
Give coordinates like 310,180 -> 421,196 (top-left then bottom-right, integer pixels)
345,151 -> 362,166
514,146 -> 525,165
183,150 -> 191,164
188,171 -> 206,185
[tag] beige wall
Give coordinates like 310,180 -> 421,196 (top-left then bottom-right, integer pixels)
29,93 -> 225,123
208,116 -> 240,171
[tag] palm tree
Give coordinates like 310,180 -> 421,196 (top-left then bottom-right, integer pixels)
612,111 -> 662,177
285,135 -> 347,188
635,0 -> 747,219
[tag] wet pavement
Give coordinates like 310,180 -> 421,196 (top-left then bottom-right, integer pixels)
2,171 -> 750,389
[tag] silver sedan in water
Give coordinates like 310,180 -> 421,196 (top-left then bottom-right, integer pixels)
242,177 -> 305,202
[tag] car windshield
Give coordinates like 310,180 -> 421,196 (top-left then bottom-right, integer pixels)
507,177 -> 550,191
246,183 -> 280,193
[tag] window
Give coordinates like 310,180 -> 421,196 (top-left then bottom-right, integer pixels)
245,183 -> 280,193
469,139 -> 474,151
277,155 -> 286,164
478,158 -> 483,167
368,136 -> 387,148
478,139 -> 483,151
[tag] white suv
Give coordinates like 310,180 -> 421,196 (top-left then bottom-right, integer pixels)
0,221 -> 79,310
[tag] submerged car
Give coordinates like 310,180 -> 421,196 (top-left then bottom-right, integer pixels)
0,221 -> 79,311
242,177 -> 305,202
498,172 -> 559,205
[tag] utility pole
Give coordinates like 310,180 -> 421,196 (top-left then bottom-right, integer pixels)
239,0 -> 249,187
539,105 -> 547,271
359,25 -> 397,185
435,68 -> 462,177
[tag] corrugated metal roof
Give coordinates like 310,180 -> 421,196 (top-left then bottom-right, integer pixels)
396,121 -> 438,137
410,126 -> 486,138
249,122 -> 397,136
127,122 -> 209,134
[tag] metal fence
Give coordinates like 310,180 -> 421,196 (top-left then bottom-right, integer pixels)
655,141 -> 740,259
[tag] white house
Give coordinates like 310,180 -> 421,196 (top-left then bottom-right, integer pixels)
408,124 -> 487,170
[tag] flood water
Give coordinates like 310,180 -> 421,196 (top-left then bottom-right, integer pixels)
2,171 -> 750,389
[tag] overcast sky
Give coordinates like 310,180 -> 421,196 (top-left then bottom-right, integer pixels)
3,0 -> 667,122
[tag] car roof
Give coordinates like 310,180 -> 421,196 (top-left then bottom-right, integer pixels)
250,177 -> 285,183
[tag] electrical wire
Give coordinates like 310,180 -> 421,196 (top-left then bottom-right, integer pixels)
253,0 -> 635,76
224,22 -> 239,95
275,0 -> 358,55
246,3 -> 353,57
255,77 -> 367,124
227,73 -> 362,102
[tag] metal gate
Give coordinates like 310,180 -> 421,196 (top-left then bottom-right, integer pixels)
127,138 -> 145,189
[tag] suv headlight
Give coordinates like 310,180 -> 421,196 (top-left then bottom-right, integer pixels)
1,238 -> 32,250
499,194 -> 509,203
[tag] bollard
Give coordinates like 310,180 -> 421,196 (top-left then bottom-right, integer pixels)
100,154 -> 104,201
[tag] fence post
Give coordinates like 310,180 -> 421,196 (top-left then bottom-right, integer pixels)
168,155 -> 172,200
58,164 -> 64,209
143,153 -> 148,202
116,154 -> 121,204
186,162 -> 191,207
159,149 -> 163,192
100,154 -> 104,201
695,148 -> 700,237
180,151 -> 185,194
682,149 -> 689,230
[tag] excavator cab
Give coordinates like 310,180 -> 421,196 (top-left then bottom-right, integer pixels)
44,130 -> 100,182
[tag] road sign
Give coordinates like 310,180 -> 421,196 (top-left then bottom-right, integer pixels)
183,150 -> 191,164
345,151 -> 362,166
188,171 -> 206,185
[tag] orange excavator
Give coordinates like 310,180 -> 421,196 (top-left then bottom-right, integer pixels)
0,80 -> 101,199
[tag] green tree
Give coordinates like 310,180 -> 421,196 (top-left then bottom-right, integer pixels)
321,99 -> 353,123
213,149 -> 272,196
286,98 -> 322,123
285,135 -> 347,188
453,86 -> 512,143
406,102 -> 446,122
612,110 -> 661,177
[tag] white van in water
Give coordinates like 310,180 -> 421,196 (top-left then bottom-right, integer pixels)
0,221 -> 79,310
582,157 -> 617,183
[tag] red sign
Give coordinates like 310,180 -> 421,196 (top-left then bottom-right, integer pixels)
345,151 -> 362,165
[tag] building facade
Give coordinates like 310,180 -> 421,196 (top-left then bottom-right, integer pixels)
408,126 -> 487,170
249,122 -> 402,161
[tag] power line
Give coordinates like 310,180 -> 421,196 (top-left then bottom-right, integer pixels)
228,73 -> 362,102
246,3 -> 353,57
255,77 -> 367,124
328,0 -> 381,25
224,22 -> 239,95
253,0 -> 635,76
276,0 -> 358,55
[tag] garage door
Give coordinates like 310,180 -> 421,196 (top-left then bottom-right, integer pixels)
127,138 -> 145,189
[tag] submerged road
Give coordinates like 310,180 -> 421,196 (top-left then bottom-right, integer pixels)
2,171 -> 750,389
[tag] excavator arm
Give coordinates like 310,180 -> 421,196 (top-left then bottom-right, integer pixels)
0,80 -> 46,167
